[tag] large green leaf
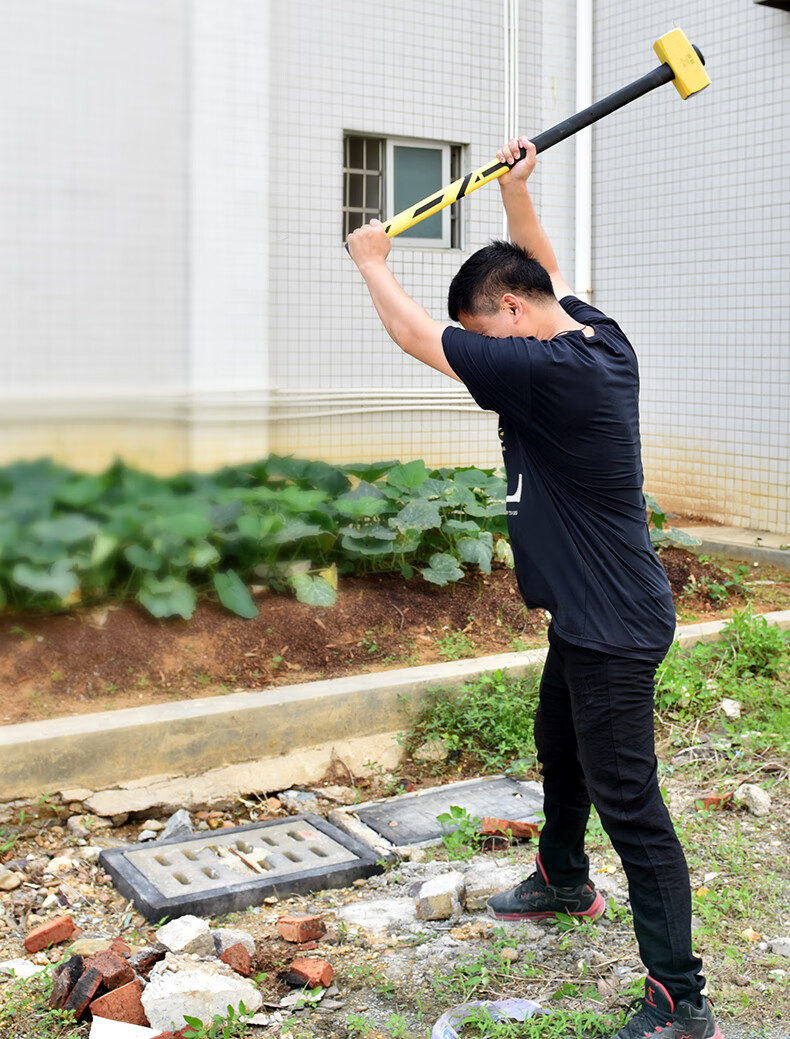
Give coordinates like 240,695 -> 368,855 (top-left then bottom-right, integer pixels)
341,461 -> 398,482
390,499 -> 442,533
340,536 -> 396,557
137,575 -> 197,619
159,512 -> 213,539
32,515 -> 99,544
189,541 -> 221,569
421,553 -> 464,586
54,475 -> 108,508
269,519 -> 331,546
12,560 -> 79,600
457,536 -> 493,574
289,573 -> 337,607
386,460 -> 429,491
442,519 -> 481,536
91,533 -> 118,567
124,545 -> 162,571
213,570 -> 258,619
333,497 -> 391,520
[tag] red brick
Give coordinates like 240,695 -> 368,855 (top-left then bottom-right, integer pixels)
89,980 -> 149,1027
24,915 -> 80,953
63,967 -> 102,1019
276,913 -> 327,944
83,949 -> 135,990
49,954 -> 84,1009
219,942 -> 251,977
480,817 -> 540,840
110,937 -> 132,957
289,957 -> 334,988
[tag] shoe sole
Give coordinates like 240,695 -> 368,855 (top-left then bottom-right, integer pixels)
487,890 -> 605,922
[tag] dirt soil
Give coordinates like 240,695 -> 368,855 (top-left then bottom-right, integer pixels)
1,548 -> 789,726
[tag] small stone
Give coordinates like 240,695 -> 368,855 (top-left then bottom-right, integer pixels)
413,739 -> 449,763
769,937 -> 790,958
156,916 -> 214,957
500,947 -> 519,962
161,809 -> 194,842
138,830 -> 159,843
719,698 -> 742,719
220,943 -> 251,977
734,783 -> 772,816
60,788 -> 94,804
0,866 -> 23,892
142,819 -> 165,832
66,814 -> 112,838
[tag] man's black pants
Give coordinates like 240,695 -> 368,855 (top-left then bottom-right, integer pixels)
535,625 -> 704,1002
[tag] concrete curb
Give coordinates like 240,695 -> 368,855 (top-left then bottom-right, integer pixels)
2,613 -> 789,803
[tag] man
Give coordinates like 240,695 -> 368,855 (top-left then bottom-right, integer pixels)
346,137 -> 720,1039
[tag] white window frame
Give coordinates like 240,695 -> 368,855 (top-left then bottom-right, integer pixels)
385,137 -> 452,249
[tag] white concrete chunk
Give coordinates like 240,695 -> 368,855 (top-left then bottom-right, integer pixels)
89,1018 -> 160,1039
770,937 -> 790,958
416,871 -> 466,920
156,915 -> 215,957
734,783 -> 772,816
141,954 -> 263,1031
212,928 -> 256,957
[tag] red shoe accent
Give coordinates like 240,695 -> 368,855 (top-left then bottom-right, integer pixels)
645,976 -> 675,1012
536,853 -> 549,884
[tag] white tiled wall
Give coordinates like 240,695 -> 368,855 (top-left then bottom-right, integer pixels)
592,1 -> 790,531
0,0 -> 188,395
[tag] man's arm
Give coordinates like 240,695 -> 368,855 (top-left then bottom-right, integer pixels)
497,137 -> 574,301
346,220 -> 461,381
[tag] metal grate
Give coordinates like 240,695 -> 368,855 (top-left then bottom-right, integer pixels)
100,815 -> 382,921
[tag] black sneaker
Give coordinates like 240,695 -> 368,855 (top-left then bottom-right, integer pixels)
486,855 -> 605,922
614,977 -> 722,1039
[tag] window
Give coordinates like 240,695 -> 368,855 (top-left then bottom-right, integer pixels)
343,134 -> 462,248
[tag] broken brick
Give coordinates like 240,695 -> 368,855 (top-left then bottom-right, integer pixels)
24,915 -> 81,953
83,949 -> 135,990
49,954 -> 84,1009
288,957 -> 333,988
110,937 -> 132,957
480,817 -> 540,840
276,913 -> 327,944
89,979 -> 149,1026
219,942 -> 251,977
129,944 -> 167,975
63,967 -> 102,1019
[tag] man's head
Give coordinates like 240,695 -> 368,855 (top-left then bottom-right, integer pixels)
447,240 -> 556,336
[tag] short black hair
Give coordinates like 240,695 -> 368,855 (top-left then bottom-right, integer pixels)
447,240 -> 555,322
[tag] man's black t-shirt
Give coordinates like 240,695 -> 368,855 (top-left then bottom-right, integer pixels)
442,295 -> 676,659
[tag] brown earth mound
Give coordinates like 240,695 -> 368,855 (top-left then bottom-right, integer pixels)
1,548 -> 786,726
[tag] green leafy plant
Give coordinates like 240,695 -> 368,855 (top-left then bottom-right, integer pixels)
0,966 -> 79,1039
437,804 -> 485,860
0,456 -> 507,619
182,1002 -> 253,1038
409,668 -> 541,772
644,493 -> 701,550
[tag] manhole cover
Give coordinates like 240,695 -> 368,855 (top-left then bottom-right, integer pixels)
100,814 -> 381,921
353,776 -> 543,846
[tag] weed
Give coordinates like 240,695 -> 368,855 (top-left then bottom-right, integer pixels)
182,1002 -> 254,1038
0,826 -> 19,853
436,627 -> 477,660
437,804 -> 485,860
385,1012 -> 411,1037
409,668 -> 541,772
346,1011 -> 375,1035
0,967 -> 79,1038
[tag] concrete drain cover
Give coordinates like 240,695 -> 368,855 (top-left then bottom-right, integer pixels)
99,814 -> 381,921
353,776 -> 543,847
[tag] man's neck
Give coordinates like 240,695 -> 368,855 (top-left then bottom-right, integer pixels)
528,301 -> 589,340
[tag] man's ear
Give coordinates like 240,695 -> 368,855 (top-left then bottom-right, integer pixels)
501,293 -> 524,320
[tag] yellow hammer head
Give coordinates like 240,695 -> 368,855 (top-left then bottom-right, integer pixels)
653,28 -> 711,100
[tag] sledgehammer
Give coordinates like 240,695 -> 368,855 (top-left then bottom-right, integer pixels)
382,28 -> 710,239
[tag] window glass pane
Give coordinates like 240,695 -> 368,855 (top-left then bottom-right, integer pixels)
393,145 -> 443,239
346,211 -> 364,234
365,174 -> 380,210
365,139 -> 381,171
348,136 -> 364,169
346,172 -> 363,209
